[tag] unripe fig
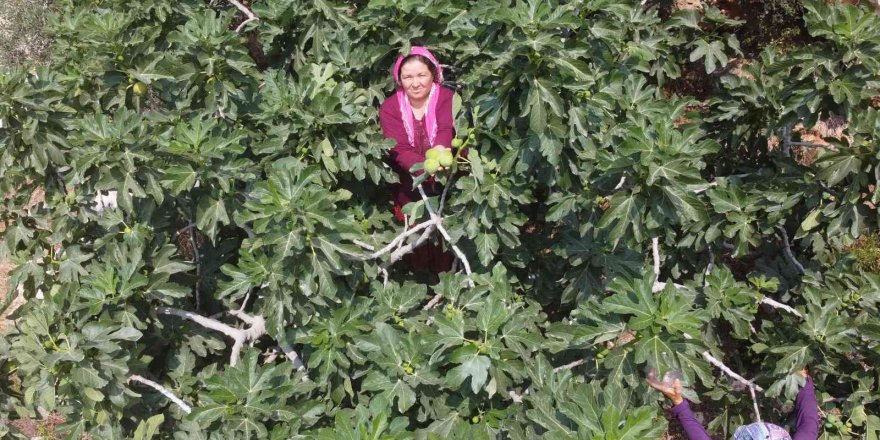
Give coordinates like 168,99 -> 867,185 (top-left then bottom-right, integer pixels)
425,148 -> 441,161
438,150 -> 454,167
133,82 -> 148,96
424,158 -> 440,174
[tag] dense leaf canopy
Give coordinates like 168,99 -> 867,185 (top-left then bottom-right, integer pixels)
1,0 -> 880,438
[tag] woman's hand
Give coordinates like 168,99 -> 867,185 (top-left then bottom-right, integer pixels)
646,370 -> 684,406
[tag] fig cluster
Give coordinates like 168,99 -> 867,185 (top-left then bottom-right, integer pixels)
423,145 -> 454,175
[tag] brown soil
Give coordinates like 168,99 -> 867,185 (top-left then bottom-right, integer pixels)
673,0 -> 704,10
767,114 -> 849,166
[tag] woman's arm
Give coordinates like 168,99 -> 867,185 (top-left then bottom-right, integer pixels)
380,97 -> 424,174
434,87 -> 455,149
670,401 -> 713,440
647,375 -> 712,440
791,376 -> 820,440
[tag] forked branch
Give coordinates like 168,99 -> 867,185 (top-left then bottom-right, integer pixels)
228,0 -> 259,32
417,184 -> 474,288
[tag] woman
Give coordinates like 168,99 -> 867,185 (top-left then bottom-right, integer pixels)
379,46 -> 457,274
648,369 -> 819,440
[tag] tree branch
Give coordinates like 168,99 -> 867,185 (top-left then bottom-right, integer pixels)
700,350 -> 764,392
278,341 -> 306,371
438,175 -> 456,215
760,297 -> 803,318
188,222 -> 201,311
228,0 -> 259,32
157,306 -> 266,367
387,223 -> 437,264
650,238 -> 687,292
684,329 -> 764,392
652,237 -> 660,286
777,226 -> 806,274
749,383 -> 763,423
365,218 -> 437,260
423,293 -> 444,310
417,184 -> 474,288
553,358 -> 587,372
129,375 -> 192,414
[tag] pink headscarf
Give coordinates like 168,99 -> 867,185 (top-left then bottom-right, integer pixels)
392,46 -> 445,148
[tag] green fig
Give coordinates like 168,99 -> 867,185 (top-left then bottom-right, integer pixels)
438,149 -> 454,167
424,158 -> 440,174
425,148 -> 441,161
133,82 -> 148,96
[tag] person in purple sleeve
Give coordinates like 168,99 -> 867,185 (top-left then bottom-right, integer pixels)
378,46 -> 459,274
647,368 -> 820,440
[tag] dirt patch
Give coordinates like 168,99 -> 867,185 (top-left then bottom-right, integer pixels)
766,114 -> 849,165
0,0 -> 52,67
673,0 -> 704,10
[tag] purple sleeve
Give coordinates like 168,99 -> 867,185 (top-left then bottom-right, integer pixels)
434,87 -> 455,149
379,95 -> 424,174
670,401 -> 712,440
791,377 -> 820,440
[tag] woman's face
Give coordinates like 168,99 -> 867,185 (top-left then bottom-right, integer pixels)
399,59 -> 434,103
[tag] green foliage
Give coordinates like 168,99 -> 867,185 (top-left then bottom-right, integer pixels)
1,0 -> 880,438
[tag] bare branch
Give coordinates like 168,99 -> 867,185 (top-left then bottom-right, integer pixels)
692,181 -> 719,194
188,224 -> 201,311
509,390 -> 524,403
278,342 -> 306,371
353,240 -> 375,251
367,218 -> 436,260
397,214 -> 410,252
652,237 -> 660,286
777,226 -> 806,274
158,307 -> 241,338
157,307 -> 266,366
235,17 -> 258,32
227,0 -> 259,32
172,222 -> 196,238
553,358 -> 587,373
786,141 -> 835,150
423,293 -> 444,310
129,375 -> 192,414
417,184 -> 474,288
438,175 -> 456,215
760,297 -> 803,318
387,223 -> 437,264
650,239 -> 688,292
749,384 -> 763,423
700,349 -> 764,392
237,288 -> 253,314
380,267 -> 389,289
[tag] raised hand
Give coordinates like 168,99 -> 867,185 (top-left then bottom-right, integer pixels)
646,369 -> 684,405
